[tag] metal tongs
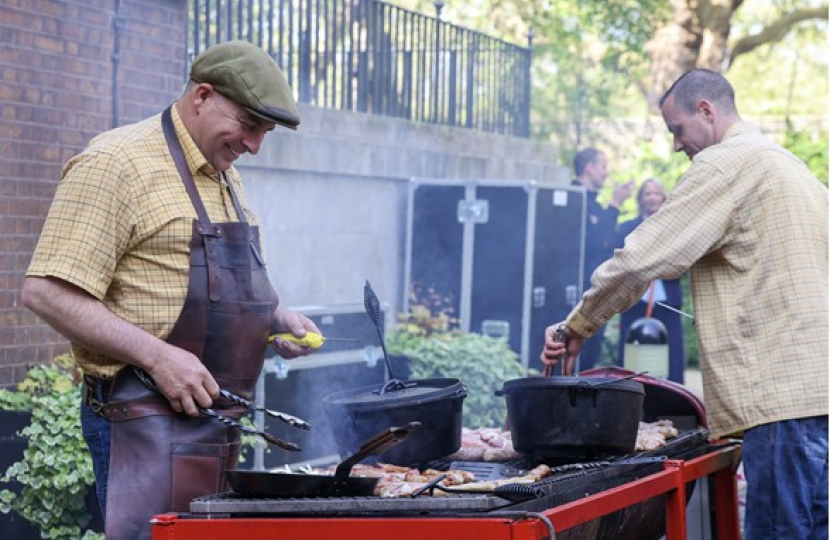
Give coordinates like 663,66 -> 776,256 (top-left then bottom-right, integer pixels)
132,367 -> 308,452
543,324 -> 570,377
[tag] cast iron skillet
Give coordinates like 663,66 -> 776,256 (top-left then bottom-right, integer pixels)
226,421 -> 420,498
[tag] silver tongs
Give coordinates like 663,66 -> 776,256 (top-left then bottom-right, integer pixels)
132,367 -> 308,452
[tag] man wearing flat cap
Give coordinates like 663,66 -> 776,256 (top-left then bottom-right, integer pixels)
22,41 -> 319,540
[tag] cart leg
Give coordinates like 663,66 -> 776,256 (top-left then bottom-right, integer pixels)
664,461 -> 688,540
712,467 -> 741,540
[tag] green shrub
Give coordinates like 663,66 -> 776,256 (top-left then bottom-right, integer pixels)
783,127 -> 828,185
0,355 -> 103,540
387,331 -> 529,429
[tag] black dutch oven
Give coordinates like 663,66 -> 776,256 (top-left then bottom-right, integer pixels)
323,377 -> 467,466
497,375 -> 645,460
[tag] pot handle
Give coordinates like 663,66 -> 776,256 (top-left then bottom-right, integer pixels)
333,422 -> 421,483
579,371 -> 650,388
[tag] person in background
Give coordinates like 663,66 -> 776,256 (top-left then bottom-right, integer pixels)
21,41 -> 320,540
542,68 -> 827,540
571,148 -> 634,370
613,178 -> 686,384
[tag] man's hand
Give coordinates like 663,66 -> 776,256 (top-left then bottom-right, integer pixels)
611,179 -> 635,208
541,323 -> 584,376
143,344 -> 219,417
269,308 -> 322,359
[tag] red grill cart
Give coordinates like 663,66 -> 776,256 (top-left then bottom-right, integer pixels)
151,442 -> 740,540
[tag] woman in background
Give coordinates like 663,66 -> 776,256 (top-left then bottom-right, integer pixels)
614,179 -> 686,384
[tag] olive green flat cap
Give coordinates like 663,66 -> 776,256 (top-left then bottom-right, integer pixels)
190,40 -> 300,130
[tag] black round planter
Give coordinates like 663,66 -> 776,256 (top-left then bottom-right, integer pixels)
0,410 -> 103,537
0,410 -> 39,538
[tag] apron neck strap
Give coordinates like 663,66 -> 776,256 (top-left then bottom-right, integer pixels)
161,105 -> 248,227
223,173 -> 248,225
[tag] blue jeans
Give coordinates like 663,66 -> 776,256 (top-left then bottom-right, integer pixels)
742,416 -> 828,540
80,378 -> 112,519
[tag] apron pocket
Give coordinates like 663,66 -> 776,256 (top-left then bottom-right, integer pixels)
170,442 -> 238,511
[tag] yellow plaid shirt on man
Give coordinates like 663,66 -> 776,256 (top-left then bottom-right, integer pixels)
27,106 -> 258,378
567,122 -> 828,438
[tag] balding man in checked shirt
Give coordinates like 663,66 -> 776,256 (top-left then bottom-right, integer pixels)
542,69 -> 827,540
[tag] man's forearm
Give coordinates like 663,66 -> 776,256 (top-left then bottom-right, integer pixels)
21,276 -> 165,372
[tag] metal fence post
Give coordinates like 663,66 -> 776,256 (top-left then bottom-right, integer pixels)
524,29 -> 534,137
432,0 -> 443,124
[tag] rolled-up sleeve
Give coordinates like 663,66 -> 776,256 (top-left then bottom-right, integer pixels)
567,160 -> 735,337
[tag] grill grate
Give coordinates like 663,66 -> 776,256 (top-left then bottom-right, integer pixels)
190,428 -> 710,517
190,491 -> 507,515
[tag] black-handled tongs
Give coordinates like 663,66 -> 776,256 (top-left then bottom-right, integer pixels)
132,367 -> 308,452
217,388 -> 309,430
198,407 -> 302,452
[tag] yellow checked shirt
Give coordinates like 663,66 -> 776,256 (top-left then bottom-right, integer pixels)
567,122 -> 828,438
27,106 -> 259,378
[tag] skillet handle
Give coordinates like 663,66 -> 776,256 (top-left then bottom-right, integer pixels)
333,422 -> 421,482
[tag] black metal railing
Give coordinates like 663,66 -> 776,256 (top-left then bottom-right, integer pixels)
187,0 -> 532,137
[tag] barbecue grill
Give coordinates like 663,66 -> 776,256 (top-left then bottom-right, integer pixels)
152,372 -> 742,540
179,429 -> 722,539
153,438 -> 740,540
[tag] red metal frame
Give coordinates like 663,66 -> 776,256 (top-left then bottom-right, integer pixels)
152,443 -> 741,540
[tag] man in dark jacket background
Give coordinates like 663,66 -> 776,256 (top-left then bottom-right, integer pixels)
571,148 -> 633,370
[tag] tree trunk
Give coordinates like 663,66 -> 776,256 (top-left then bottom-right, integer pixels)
645,0 -> 742,110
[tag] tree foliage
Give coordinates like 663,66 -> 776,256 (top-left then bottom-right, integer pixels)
783,128 -> 829,185
394,0 -> 827,163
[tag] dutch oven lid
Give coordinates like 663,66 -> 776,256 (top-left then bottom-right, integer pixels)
323,377 -> 467,409
501,375 -> 645,395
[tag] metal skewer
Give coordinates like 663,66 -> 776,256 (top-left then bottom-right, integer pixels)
654,301 -> 695,321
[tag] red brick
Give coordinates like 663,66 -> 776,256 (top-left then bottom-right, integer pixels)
0,0 -> 187,384
0,365 -> 15,388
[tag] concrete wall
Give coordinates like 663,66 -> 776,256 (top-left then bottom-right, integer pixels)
239,105 -> 568,320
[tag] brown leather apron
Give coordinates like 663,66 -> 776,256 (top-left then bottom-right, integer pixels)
101,106 -> 279,540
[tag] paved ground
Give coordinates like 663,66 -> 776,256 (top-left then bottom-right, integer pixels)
683,367 -> 703,396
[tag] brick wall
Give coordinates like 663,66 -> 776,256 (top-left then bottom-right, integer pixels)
0,0 -> 186,386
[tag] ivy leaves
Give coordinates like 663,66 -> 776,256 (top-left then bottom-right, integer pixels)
0,357 -> 103,540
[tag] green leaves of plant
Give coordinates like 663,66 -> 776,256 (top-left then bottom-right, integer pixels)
0,356 -> 102,540
388,331 -> 527,428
